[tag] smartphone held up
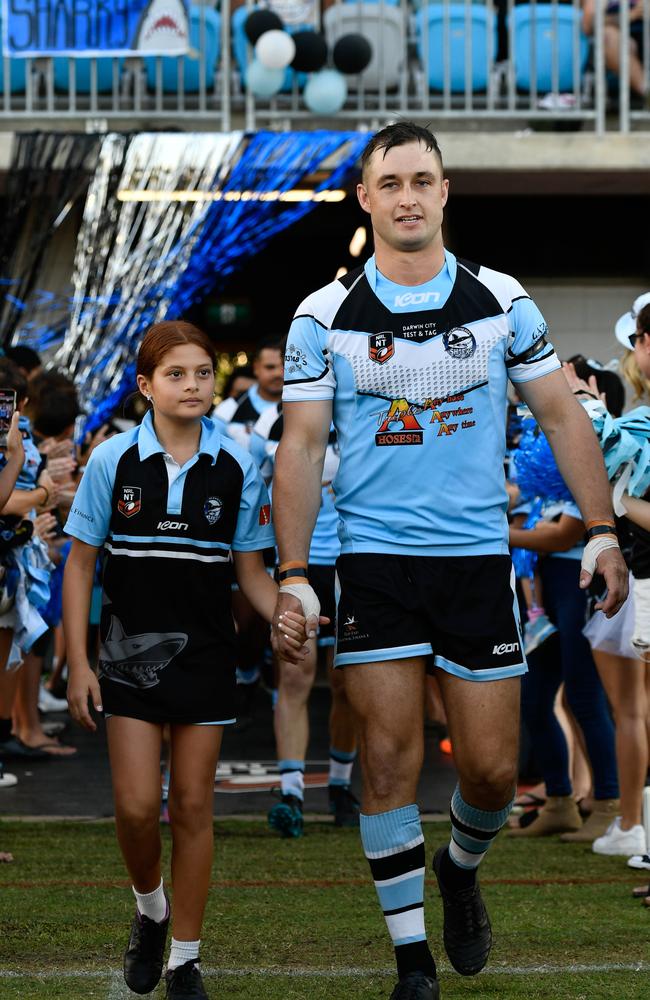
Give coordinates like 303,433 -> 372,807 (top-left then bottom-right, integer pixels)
0,390 -> 16,449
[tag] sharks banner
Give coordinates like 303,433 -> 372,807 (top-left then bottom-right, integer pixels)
3,0 -> 190,57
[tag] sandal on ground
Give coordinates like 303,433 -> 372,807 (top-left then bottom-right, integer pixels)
514,791 -> 546,809
23,740 -> 77,757
632,885 -> 649,898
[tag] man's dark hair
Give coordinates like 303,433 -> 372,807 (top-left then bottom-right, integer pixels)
360,122 -> 443,180
32,388 -> 82,438
222,364 -> 254,399
252,337 -> 285,361
4,345 -> 41,374
0,358 -> 28,404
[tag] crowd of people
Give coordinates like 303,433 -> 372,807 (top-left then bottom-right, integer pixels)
0,122 -> 648,1000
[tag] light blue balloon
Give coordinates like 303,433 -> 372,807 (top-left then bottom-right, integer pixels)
304,69 -> 348,115
247,59 -> 285,98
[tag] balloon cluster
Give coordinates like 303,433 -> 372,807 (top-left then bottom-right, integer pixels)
244,9 -> 372,113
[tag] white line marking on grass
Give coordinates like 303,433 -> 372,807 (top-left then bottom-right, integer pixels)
1,963 -> 649,981
107,970 -> 131,998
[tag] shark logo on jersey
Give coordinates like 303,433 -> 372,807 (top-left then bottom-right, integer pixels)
98,615 -> 188,689
204,497 -> 223,525
443,327 -> 476,360
368,331 -> 394,365
118,486 -> 141,518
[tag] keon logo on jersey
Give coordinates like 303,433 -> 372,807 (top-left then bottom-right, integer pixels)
368,331 -> 394,365
157,520 -> 188,531
394,291 -> 440,307
492,642 -> 519,655
118,486 -> 141,518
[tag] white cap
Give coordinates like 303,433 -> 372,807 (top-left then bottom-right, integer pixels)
614,291 -> 650,348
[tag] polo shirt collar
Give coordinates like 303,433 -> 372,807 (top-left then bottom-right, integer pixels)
137,410 -> 221,465
364,249 -> 456,289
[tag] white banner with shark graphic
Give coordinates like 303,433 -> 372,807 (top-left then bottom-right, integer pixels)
3,0 -> 190,57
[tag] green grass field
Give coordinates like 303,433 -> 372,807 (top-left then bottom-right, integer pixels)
0,818 -> 648,999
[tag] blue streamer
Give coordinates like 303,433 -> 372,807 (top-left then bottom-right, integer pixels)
80,130 -> 368,432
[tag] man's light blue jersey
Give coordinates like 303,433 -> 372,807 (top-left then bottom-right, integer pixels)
213,383 -> 277,452
250,404 -> 340,565
283,251 -> 560,557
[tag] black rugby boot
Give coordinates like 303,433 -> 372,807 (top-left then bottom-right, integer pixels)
432,847 -> 492,976
123,892 -> 170,994
389,971 -> 440,999
328,784 -> 361,827
165,959 -> 209,999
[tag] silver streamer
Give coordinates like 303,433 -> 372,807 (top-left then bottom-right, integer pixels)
57,131 -> 244,412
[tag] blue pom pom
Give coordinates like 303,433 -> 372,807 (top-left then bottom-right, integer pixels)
514,419 -> 573,504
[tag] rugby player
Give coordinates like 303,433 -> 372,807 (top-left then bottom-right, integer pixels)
270,122 -> 628,999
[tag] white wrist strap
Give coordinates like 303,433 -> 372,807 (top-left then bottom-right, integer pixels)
279,582 -> 321,621
581,535 -> 620,577
612,463 -> 633,517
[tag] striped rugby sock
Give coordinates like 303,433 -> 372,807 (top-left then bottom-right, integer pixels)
445,785 -> 514,888
328,746 -> 356,787
361,805 -> 436,979
279,759 -> 305,801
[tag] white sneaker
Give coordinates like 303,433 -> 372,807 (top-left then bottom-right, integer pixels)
592,817 -> 646,856
37,685 -> 69,713
627,853 -> 650,870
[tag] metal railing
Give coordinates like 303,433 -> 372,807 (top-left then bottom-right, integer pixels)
0,1 -> 647,133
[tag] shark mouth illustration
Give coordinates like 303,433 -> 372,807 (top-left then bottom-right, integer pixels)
134,0 -> 189,53
98,615 -> 188,690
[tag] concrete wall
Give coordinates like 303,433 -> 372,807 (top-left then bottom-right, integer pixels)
523,279 -> 644,368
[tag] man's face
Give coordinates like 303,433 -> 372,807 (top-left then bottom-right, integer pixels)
253,348 -> 284,398
357,141 -> 449,254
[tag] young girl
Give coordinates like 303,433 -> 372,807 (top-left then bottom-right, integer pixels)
63,321 -> 309,1000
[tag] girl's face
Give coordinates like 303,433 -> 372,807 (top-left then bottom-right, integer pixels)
137,344 -> 215,421
633,325 -> 650,379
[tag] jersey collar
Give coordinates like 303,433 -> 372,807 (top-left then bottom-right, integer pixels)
364,249 -> 457,289
137,410 -> 221,465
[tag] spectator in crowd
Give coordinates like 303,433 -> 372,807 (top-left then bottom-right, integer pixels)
508,454 -> 620,840
0,360 -> 62,762
3,345 -> 42,380
582,0 -> 648,103
221,364 -> 255,401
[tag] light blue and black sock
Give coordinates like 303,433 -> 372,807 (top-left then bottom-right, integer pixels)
361,804 -> 436,980
441,784 -> 514,890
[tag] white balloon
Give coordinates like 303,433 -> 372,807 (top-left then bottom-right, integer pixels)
247,58 -> 285,98
304,69 -> 348,115
255,29 -> 296,70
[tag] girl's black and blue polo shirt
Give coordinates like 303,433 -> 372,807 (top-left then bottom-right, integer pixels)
65,412 -> 274,724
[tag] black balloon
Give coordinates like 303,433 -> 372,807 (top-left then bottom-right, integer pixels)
244,9 -> 284,45
332,33 -> 372,75
290,30 -> 328,73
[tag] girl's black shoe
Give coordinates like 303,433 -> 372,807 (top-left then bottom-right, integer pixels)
123,895 -> 170,994
165,960 -> 209,999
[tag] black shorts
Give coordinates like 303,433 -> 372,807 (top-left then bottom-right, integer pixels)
334,553 -> 526,681
309,563 -> 336,645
